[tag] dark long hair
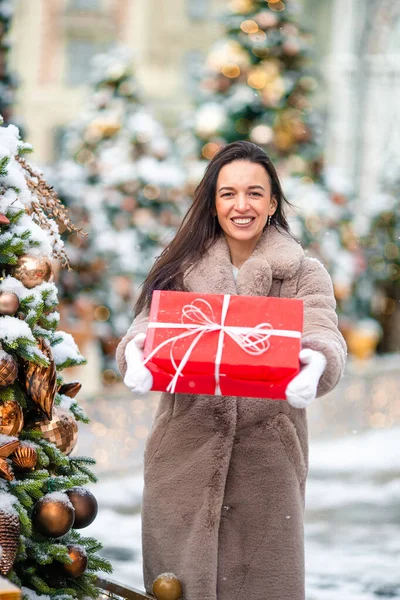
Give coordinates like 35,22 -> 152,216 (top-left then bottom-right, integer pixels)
135,140 -> 293,315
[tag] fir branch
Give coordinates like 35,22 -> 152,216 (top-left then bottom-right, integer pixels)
7,570 -> 22,588
10,485 -> 33,509
7,208 -> 26,224
69,402 -> 90,423
28,574 -> 55,595
20,428 -> 44,442
0,386 -> 15,402
87,555 -> 113,574
0,154 -> 10,177
37,439 -> 70,469
14,501 -> 32,536
55,356 -> 87,371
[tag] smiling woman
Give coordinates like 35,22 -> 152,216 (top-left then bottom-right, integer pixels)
116,141 -> 347,600
215,161 -> 278,268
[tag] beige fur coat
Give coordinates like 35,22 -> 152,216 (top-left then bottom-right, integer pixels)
116,227 -> 347,600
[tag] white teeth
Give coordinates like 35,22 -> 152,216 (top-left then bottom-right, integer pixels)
232,218 -> 253,224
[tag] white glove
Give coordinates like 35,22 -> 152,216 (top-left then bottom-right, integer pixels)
124,333 -> 153,394
285,348 -> 326,409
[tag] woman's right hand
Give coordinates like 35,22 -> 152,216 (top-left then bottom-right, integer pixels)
124,333 -> 153,394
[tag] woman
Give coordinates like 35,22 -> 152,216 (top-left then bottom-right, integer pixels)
116,141 -> 347,600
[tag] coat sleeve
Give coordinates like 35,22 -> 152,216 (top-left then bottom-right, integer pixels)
115,310 -> 149,378
296,257 -> 347,398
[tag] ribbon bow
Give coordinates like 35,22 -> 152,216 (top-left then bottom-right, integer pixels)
144,296 -> 274,394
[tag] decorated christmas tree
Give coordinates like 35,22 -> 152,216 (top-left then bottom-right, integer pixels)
0,0 -> 18,126
54,46 -> 185,374
179,0 -> 370,344
359,167 -> 400,353
0,120 -> 112,599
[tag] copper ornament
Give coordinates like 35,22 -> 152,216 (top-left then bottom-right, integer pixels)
152,574 -> 183,600
11,445 -> 37,471
12,255 -> 53,289
0,401 -> 24,436
0,292 -> 20,316
0,213 -> 10,227
0,458 -> 14,481
0,355 -> 18,388
32,493 -> 75,538
0,437 -> 20,458
60,544 -> 88,578
33,406 -> 78,455
0,508 -> 20,575
24,338 -> 57,419
58,381 -> 82,399
65,487 -> 98,529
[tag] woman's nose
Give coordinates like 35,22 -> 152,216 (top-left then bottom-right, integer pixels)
235,194 -> 249,211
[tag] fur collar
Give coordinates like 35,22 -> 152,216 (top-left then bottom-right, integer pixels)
183,226 -> 304,297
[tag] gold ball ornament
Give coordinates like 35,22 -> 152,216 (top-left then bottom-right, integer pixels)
60,544 -> 88,578
152,573 -> 183,600
11,445 -> 38,472
0,292 -> 20,315
33,406 -> 78,455
65,487 -> 98,529
32,493 -> 75,538
23,338 -> 57,419
0,401 -> 24,436
12,255 -> 53,289
0,508 -> 20,575
0,354 -> 18,388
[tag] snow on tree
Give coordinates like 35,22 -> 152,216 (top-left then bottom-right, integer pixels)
178,0 -> 371,341
54,46 -> 185,374
0,118 -> 112,599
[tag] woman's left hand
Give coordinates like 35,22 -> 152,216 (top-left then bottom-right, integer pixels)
285,349 -> 327,409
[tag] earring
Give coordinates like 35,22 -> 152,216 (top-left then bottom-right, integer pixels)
267,215 -> 272,227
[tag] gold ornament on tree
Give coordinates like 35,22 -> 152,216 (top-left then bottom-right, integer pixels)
0,352 -> 18,388
0,436 -> 19,481
32,493 -> 75,538
23,338 -> 57,420
33,406 -> 78,455
0,401 -> 24,436
59,544 -> 88,578
12,255 -> 53,289
65,487 -> 98,529
0,292 -> 20,315
152,574 -> 183,600
58,381 -> 82,398
11,444 -> 37,472
0,508 -> 20,575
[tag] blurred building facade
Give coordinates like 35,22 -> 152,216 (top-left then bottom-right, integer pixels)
10,0 -> 227,163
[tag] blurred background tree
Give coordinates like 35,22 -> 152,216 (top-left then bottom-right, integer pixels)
179,0 -> 369,348
53,46 -> 185,378
0,0 -> 18,126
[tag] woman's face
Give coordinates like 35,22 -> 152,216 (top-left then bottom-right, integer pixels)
215,160 -> 277,246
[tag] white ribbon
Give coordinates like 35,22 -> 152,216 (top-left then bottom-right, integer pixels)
143,296 -> 301,395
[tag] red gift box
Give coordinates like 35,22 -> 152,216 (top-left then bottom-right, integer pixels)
143,291 -> 303,399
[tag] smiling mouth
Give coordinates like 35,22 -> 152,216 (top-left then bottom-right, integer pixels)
231,217 -> 256,226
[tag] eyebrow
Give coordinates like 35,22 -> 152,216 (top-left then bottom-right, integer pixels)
218,185 -> 265,192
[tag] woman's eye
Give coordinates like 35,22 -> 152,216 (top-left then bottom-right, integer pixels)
249,191 -> 261,196
221,193 -> 233,197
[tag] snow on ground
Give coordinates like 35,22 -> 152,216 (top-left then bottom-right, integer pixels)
85,426 -> 400,598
